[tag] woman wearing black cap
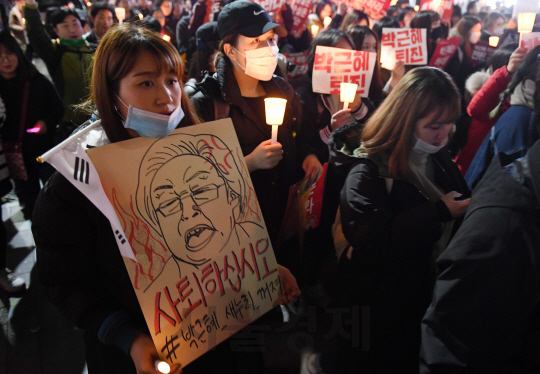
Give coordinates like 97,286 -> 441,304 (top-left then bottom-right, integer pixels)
190,0 -> 323,264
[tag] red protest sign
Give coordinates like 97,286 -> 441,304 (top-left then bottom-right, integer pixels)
251,0 -> 283,13
290,0 -> 312,37
470,41 -> 496,66
345,0 -> 391,19
380,28 -> 428,68
420,0 -> 453,24
312,46 -> 376,97
428,36 -> 460,69
283,51 -> 309,80
521,32 -> 540,51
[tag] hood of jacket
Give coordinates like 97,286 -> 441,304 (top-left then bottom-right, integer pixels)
467,139 -> 540,218
510,79 -> 536,110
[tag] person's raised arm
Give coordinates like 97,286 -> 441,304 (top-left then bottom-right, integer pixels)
23,0 -> 56,68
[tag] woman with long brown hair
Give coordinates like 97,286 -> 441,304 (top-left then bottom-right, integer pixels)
329,67 -> 470,373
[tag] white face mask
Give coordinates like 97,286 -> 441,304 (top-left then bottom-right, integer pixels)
116,95 -> 184,138
232,42 -> 278,81
469,31 -> 481,44
493,26 -> 504,36
412,134 -> 448,154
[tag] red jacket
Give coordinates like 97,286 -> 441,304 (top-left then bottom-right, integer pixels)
455,66 -> 512,175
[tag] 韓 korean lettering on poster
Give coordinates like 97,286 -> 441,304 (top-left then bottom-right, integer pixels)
380,28 -> 428,69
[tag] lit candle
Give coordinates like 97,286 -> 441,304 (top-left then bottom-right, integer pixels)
311,24 -> 319,36
413,5 -> 419,11
518,12 -> 535,46
22,18 -> 26,25
115,7 -> 126,25
162,34 -> 171,42
154,360 -> 171,373
323,17 -> 332,28
340,83 -> 358,110
264,98 -> 287,144
86,1 -> 91,7
138,12 -> 143,20
488,36 -> 499,47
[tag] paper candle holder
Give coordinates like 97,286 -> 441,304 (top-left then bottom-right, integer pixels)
115,7 -> 126,24
323,17 -> 332,28
163,34 -> 171,42
340,83 -> 358,110
518,13 -> 536,34
488,36 -> 499,47
311,25 -> 320,36
264,98 -> 287,144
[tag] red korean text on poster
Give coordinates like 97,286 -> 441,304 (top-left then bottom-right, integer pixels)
277,163 -> 328,244
251,0 -> 283,13
428,36 -> 460,69
282,51 -> 309,80
344,0 -> 391,20
521,32 -> 540,51
470,41 -> 496,66
312,46 -> 376,97
380,28 -> 428,69
290,0 -> 312,37
420,0 -> 453,24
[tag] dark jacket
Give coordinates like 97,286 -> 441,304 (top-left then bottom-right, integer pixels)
329,124 -> 470,373
465,106 -> 537,189
189,57 -> 310,246
420,140 -> 540,373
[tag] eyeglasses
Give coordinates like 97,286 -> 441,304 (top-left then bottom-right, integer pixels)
156,184 -> 225,218
0,52 -> 15,62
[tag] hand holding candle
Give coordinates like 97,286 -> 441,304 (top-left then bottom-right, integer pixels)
155,360 -> 171,373
311,24 -> 319,36
518,12 -> 536,45
115,7 -> 126,24
264,98 -> 287,144
340,83 -> 358,110
323,17 -> 332,28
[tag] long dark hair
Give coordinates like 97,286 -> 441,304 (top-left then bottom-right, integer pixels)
347,25 -> 384,103
81,23 -> 200,143
306,29 -> 354,76
0,30 -> 37,81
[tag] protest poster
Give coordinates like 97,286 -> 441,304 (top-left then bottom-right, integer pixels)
290,0 -> 312,37
428,36 -> 460,69
344,0 -> 391,20
278,163 -> 328,244
521,32 -> 540,51
312,46 -> 376,97
380,28 -> 428,69
251,0 -> 283,13
282,51 -> 309,80
87,119 -> 282,368
420,0 -> 453,24
470,41 -> 496,66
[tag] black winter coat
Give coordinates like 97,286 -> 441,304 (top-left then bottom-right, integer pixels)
420,140 -> 540,373
329,124 -> 470,373
189,58 -> 313,246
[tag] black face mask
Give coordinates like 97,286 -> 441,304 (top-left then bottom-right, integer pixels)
431,26 -> 442,40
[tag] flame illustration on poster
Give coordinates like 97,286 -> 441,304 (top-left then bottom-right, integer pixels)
86,119 -> 281,368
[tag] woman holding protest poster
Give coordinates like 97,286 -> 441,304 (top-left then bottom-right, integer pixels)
329,67 -> 470,373
189,1 -> 323,269
33,23 -> 300,374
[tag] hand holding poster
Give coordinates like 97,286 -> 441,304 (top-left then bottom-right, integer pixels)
251,0 -> 283,13
428,36 -> 460,69
312,46 -> 376,97
87,119 -> 282,368
420,0 -> 453,24
380,28 -> 428,69
521,32 -> 540,51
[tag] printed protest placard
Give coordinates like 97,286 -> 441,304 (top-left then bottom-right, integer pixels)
251,0 -> 283,13
283,51 -> 309,80
470,41 -> 495,65
87,119 -> 281,369
312,46 -> 376,97
278,163 -> 328,244
380,28 -> 428,69
428,36 -> 460,69
420,0 -> 453,24
290,0 -> 312,37
521,32 -> 540,51
344,0 -> 391,19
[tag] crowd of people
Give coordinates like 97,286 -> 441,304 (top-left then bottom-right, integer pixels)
0,0 -> 540,373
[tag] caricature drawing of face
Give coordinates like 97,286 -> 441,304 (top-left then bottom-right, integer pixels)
150,155 -> 239,267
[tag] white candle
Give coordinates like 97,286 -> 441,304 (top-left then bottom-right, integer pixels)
155,360 -> 171,373
323,17 -> 332,28
264,98 -> 287,144
340,83 -> 358,110
489,36 -> 499,47
115,7 -> 125,24
163,34 -> 171,42
311,25 -> 319,36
